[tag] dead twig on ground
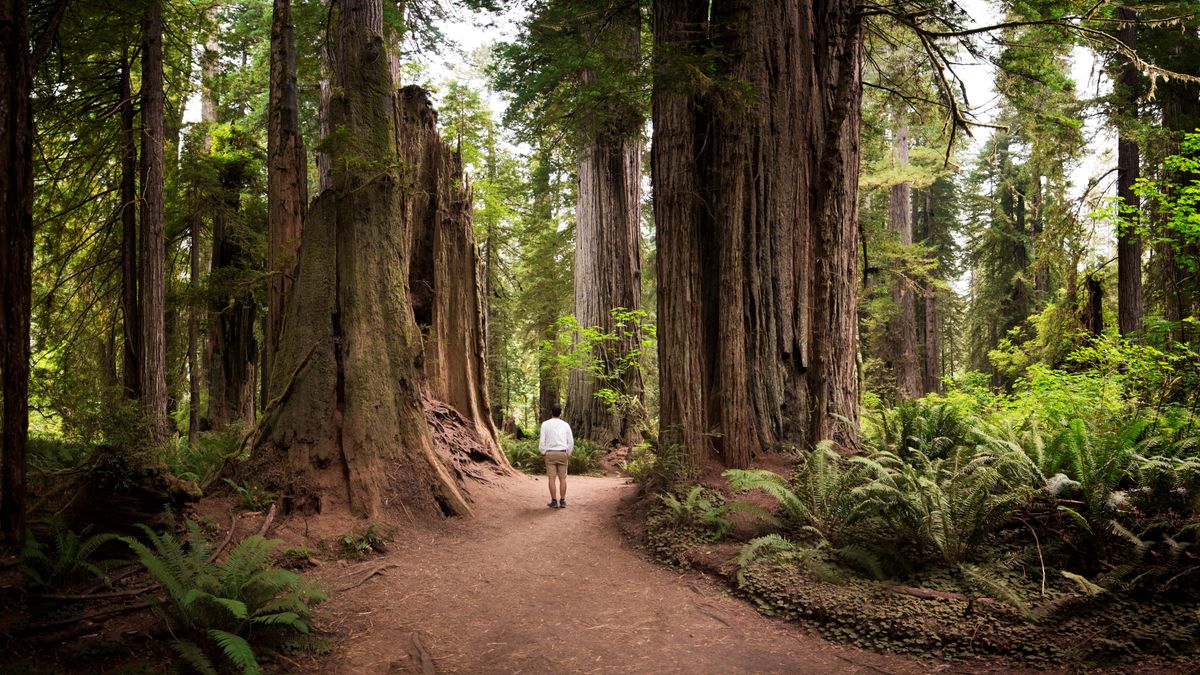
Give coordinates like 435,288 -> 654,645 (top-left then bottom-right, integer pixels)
337,563 -> 401,592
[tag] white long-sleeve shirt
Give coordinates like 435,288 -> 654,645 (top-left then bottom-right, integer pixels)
538,417 -> 574,454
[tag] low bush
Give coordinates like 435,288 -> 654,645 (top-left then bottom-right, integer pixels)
123,522 -> 327,674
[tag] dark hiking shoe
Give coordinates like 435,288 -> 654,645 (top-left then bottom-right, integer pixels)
558,499 -> 567,508
548,499 -> 559,508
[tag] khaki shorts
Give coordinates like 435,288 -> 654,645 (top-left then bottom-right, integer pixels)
544,451 -> 569,480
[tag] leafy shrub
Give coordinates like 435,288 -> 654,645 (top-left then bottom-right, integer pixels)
658,485 -> 771,541
122,522 -> 327,674
223,478 -> 278,512
865,399 -> 972,460
852,446 -> 1038,566
339,523 -> 389,558
502,437 -> 543,472
621,443 -> 657,483
725,441 -> 869,546
21,525 -> 118,592
569,439 -> 602,474
169,423 -> 247,488
502,436 -> 602,475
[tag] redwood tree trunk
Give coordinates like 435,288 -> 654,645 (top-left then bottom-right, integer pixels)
653,0 -> 862,473
265,0 -> 307,405
564,4 -> 644,449
887,120 -> 921,399
1116,6 -> 1143,336
250,0 -> 499,519
207,197 -> 258,428
139,0 -> 169,443
1,0 -> 33,543
403,86 -> 503,460
119,53 -> 140,400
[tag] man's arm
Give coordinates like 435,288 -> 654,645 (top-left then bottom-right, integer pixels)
538,422 -> 547,453
567,424 -> 574,454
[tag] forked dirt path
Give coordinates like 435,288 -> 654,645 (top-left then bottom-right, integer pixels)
308,475 -> 932,674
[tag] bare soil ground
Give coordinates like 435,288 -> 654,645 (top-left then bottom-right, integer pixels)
304,474 -> 944,675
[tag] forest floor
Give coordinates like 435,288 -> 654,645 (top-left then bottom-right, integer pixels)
298,474 -> 984,675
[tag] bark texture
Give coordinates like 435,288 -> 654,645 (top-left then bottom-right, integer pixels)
1,0 -> 33,543
206,193 -> 258,428
119,54 -> 140,400
887,121 -> 921,399
251,0 -> 504,519
653,0 -> 862,473
139,0 -> 169,443
265,0 -> 307,405
403,86 -> 503,461
564,4 -> 644,449
1116,6 -> 1143,336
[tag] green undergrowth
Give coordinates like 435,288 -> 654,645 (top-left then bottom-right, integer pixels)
642,359 -> 1200,667
501,435 -> 603,475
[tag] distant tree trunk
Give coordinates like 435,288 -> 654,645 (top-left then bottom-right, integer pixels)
916,189 -> 940,395
564,4 -> 643,449
653,0 -> 862,474
265,0 -> 308,407
1,0 -> 33,544
403,86 -> 503,458
206,183 -> 257,428
139,0 -> 169,444
250,0 -> 501,518
1082,274 -> 1104,336
887,120 -> 921,399
119,53 -> 140,400
1116,6 -> 1143,336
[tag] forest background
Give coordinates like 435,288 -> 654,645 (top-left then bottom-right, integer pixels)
1,0 -> 1200,670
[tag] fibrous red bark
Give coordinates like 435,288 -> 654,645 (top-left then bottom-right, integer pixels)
653,0 -> 862,473
139,0 -> 169,443
265,0 -> 307,403
1116,6 -> 1143,336
1,0 -> 33,543
250,0 -> 504,519
887,121 -> 921,399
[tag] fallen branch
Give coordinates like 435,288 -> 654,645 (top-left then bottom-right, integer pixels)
256,504 -> 278,537
337,562 -> 401,592
28,600 -> 154,631
407,632 -> 436,675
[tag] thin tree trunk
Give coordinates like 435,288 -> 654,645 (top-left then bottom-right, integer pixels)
1,0 -> 33,543
266,0 -> 308,407
119,53 -> 140,400
139,0 -> 169,444
887,120 -> 921,399
654,0 -> 862,474
1116,5 -> 1143,336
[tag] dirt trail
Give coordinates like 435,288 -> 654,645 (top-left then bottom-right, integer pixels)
310,475 -> 929,674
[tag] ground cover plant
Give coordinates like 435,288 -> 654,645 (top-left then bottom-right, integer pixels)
645,337 -> 1200,667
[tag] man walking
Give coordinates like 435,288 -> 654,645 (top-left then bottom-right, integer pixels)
539,403 -> 573,508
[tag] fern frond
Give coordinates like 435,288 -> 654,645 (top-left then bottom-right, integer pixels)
171,639 -> 219,675
208,629 -> 260,675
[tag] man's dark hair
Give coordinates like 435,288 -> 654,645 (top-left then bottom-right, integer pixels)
551,403 -> 562,418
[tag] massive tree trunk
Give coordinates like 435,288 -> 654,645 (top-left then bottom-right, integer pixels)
403,86 -> 503,460
265,0 -> 307,407
119,53 -> 140,400
1,0 -> 33,543
250,0 -> 502,519
564,3 -> 644,449
887,120 -> 921,399
139,0 -> 169,443
653,0 -> 862,474
1116,6 -> 1143,336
